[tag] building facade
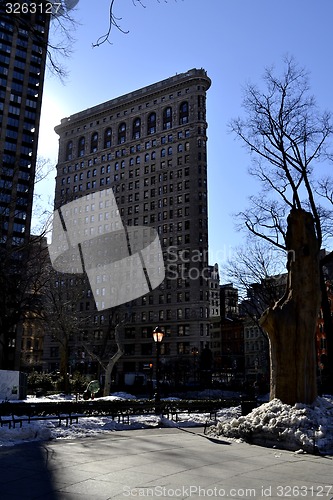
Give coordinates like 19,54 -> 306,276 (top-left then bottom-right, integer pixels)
0,8 -> 49,248
0,7 -> 50,368
48,69 -> 212,387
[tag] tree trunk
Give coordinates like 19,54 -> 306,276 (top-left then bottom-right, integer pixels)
103,322 -> 124,397
59,336 -> 70,394
259,208 -> 321,405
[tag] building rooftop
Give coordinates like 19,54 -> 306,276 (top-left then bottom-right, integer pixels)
55,68 -> 211,133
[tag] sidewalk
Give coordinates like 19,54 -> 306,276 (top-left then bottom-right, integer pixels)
0,427 -> 332,499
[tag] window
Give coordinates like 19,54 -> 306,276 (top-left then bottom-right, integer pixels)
118,122 -> 126,144
65,140 -> 73,161
104,127 -> 112,148
177,342 -> 190,355
124,344 -> 135,356
147,112 -> 156,134
78,136 -> 85,157
90,132 -> 98,153
179,101 -> 189,124
141,344 -> 152,355
132,117 -> 141,139
163,106 -> 172,130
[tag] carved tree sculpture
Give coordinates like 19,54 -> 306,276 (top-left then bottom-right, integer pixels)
260,208 -> 321,405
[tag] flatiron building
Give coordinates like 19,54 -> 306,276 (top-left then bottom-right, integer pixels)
51,68 -> 212,384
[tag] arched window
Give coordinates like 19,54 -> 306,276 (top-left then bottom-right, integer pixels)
163,106 -> 172,130
78,136 -> 85,157
136,155 -> 141,164
161,148 -> 166,158
145,153 -> 149,162
90,132 -> 98,153
151,151 -> 156,160
147,112 -> 156,135
118,122 -> 126,144
168,146 -> 172,155
65,140 -> 73,161
104,128 -> 112,148
132,117 -> 141,140
179,101 -> 189,125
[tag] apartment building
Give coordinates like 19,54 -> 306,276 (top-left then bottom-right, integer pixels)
0,7 -> 50,368
48,69 -> 212,386
0,8 -> 49,248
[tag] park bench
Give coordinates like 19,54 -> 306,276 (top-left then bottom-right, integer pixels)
0,415 -> 13,428
0,398 -> 240,428
161,400 -> 221,422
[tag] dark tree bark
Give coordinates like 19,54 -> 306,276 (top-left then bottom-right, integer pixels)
260,209 -> 321,405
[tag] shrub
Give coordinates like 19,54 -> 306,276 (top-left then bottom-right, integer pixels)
27,371 -> 54,393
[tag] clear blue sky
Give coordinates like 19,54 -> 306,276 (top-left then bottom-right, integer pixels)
36,0 -> 333,273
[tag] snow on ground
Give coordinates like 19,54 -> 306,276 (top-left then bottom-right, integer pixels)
0,392 -> 240,448
208,396 -> 333,455
1,392 -> 333,456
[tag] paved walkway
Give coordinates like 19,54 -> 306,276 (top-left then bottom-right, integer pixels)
0,427 -> 332,499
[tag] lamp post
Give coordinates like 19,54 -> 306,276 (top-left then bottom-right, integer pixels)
153,326 -> 164,405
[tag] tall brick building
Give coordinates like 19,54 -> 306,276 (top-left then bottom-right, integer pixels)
48,69 -> 212,386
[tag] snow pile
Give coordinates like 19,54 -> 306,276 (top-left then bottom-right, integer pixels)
0,421 -> 52,446
210,396 -> 333,455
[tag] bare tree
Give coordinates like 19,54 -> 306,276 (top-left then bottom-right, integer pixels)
230,57 -> 333,404
41,271 -> 91,393
0,234 -> 50,369
81,306 -> 131,396
0,156 -> 53,370
225,238 -> 287,318
92,0 -> 181,47
0,0 -> 78,79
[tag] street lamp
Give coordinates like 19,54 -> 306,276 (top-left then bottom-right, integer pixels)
153,326 -> 164,404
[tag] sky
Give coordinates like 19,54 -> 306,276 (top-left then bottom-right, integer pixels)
36,0 -> 333,276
